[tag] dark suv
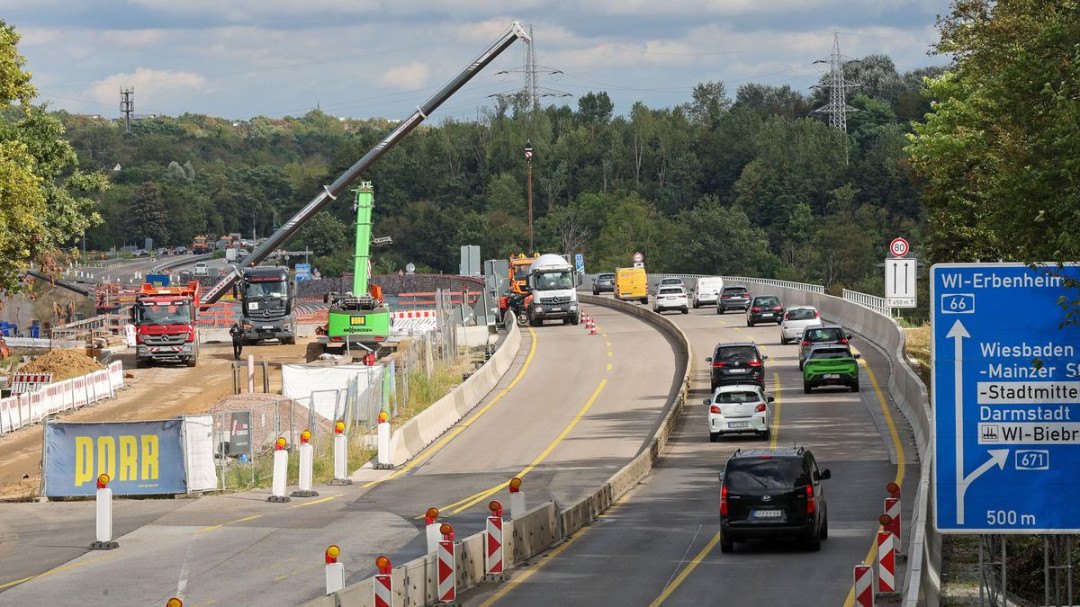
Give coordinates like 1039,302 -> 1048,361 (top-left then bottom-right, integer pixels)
798,325 -> 852,369
716,285 -> 751,314
746,295 -> 784,326
718,447 -> 831,552
592,273 -> 615,295
707,342 -> 767,390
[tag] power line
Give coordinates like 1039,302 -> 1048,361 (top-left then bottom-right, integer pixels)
812,33 -> 859,133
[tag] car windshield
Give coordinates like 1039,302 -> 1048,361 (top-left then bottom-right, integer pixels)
137,302 -> 192,325
659,288 -> 683,295
755,297 -> 781,307
723,287 -> 748,295
535,270 -> 574,290
599,274 -> 614,281
245,280 -> 287,298
810,348 -> 852,360
715,390 -> 761,403
725,458 -> 808,491
717,346 -> 758,362
805,328 -> 845,342
788,308 -> 817,321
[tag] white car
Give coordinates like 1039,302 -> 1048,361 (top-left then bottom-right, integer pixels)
656,277 -> 685,293
705,384 -> 772,441
780,306 -> 823,345
654,286 -> 689,314
193,261 -> 209,277
692,276 -> 724,308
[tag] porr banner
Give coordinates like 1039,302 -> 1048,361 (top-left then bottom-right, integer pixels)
43,419 -> 186,497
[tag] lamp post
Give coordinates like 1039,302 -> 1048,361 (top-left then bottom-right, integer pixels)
524,140 -> 534,251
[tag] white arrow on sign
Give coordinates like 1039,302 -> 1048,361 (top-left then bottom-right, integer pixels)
948,319 -> 1009,524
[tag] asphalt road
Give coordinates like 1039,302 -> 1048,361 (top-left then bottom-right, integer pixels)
463,299 -> 919,607
0,302 -> 683,606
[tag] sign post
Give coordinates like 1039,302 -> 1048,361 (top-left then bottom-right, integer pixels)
633,251 -> 644,269
932,263 -> 1080,532
885,237 -> 917,309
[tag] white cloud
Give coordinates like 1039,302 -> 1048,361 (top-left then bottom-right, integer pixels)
89,68 -> 210,110
380,62 -> 431,90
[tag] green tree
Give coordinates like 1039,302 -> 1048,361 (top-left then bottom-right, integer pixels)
665,195 -> 777,276
124,184 -> 170,246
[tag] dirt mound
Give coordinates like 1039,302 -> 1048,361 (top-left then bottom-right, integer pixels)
20,349 -> 105,381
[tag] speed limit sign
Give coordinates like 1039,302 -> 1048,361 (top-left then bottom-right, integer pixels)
633,251 -> 644,263
889,237 -> 910,258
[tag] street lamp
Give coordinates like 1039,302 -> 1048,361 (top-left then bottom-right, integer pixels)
524,140 -> 534,252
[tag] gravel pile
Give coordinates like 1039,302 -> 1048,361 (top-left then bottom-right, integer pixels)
208,392 -> 333,449
20,350 -> 105,381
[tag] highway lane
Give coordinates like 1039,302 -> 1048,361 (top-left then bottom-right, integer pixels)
0,301 -> 683,606
465,300 -> 918,607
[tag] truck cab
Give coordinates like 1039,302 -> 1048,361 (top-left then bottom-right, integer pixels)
240,266 -> 296,344
133,281 -> 200,368
526,254 -> 580,326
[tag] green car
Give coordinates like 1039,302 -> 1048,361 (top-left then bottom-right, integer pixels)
802,345 -> 861,393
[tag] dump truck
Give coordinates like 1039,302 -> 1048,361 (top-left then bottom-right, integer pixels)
191,235 -> 210,255
132,281 -> 201,367
239,265 -> 296,345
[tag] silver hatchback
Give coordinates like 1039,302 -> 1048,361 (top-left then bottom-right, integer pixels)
780,306 -> 822,344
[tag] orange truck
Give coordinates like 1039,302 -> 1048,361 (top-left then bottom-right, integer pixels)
132,281 -> 201,368
191,235 -> 210,254
501,253 -> 539,317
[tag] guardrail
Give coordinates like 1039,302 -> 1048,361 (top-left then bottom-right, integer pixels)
843,288 -> 891,317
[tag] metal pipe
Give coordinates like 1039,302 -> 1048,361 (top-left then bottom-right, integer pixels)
201,22 -> 530,305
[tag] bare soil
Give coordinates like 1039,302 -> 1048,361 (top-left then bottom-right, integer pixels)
0,337 -> 312,499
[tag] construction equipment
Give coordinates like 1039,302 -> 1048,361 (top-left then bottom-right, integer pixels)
199,22 -> 531,308
524,254 -> 580,326
503,253 -> 538,318
131,281 -> 201,368
239,265 -> 296,345
191,235 -> 210,255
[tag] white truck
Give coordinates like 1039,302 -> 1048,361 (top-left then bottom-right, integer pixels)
526,253 -> 580,326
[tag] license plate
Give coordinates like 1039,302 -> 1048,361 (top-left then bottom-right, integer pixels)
728,421 -> 749,429
761,313 -> 773,317
753,509 -> 782,518
824,374 -> 840,379
263,326 -> 274,330
728,368 -> 749,373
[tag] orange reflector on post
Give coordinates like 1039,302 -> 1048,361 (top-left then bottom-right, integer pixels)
301,430 -> 312,443
440,523 -> 454,540
879,513 -> 893,527
489,500 -> 503,517
276,437 -> 287,450
508,477 -> 522,493
375,555 -> 392,574
426,507 -> 440,524
166,599 -> 183,607
378,411 -> 389,424
335,420 -> 346,434
325,545 -> 340,564
97,474 -> 110,489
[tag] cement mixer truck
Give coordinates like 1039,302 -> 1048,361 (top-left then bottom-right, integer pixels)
525,254 -> 580,326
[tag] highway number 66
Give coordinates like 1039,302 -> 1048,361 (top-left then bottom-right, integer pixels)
941,293 -> 975,315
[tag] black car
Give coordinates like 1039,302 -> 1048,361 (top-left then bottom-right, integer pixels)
798,325 -> 853,369
717,285 -> 752,314
718,447 -> 831,552
593,273 -> 615,295
707,342 -> 768,390
746,295 -> 784,326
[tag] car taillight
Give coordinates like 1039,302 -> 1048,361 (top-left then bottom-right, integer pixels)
773,306 -> 783,311
748,360 -> 762,367
720,485 -> 729,515
755,403 -> 766,413
751,307 -> 761,312
784,313 -> 790,320
840,338 -> 848,344
806,485 -> 816,514
814,310 -> 820,318
801,340 -> 810,347
722,294 -> 730,299
712,361 -> 727,368
710,405 -> 721,414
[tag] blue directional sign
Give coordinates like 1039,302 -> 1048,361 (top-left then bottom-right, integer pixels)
933,263 -> 1080,532
575,253 -> 585,275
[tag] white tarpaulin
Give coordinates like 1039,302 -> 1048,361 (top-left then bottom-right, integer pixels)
182,414 -> 218,492
282,364 -> 383,411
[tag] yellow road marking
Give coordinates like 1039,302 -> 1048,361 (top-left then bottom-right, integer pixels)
602,333 -> 608,337
480,503 -> 625,606
197,514 -> 262,534
0,553 -> 120,590
648,530 -> 724,607
769,371 -> 782,449
444,379 -> 608,515
606,342 -> 612,346
364,327 -> 538,488
608,351 -> 613,358
842,358 -> 907,607
733,328 -> 741,332
606,364 -> 612,371
288,495 -> 337,509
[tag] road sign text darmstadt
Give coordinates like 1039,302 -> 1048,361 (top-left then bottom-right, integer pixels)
932,263 -> 1080,533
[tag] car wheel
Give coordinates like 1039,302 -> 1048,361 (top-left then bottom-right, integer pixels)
761,427 -> 771,440
803,382 -> 811,394
746,319 -> 754,327
715,307 -> 722,315
693,300 -> 699,309
709,432 -> 719,443
641,298 -> 649,305
720,536 -> 734,553
593,288 -> 598,296
571,314 -> 580,326
776,320 -> 783,325
820,513 -> 829,540
780,335 -> 788,345
852,380 -> 861,393
807,531 -> 822,552
681,308 -> 688,314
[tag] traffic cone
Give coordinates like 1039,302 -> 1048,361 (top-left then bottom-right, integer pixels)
590,325 -> 598,335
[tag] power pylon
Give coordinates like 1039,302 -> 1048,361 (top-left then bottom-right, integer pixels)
491,24 -> 571,110
120,87 -> 135,133
813,33 -> 858,132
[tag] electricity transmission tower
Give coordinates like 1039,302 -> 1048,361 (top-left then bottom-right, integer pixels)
120,87 -> 135,133
491,24 -> 571,110
813,33 -> 859,132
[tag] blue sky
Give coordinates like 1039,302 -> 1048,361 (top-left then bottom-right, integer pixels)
2,0 -> 952,122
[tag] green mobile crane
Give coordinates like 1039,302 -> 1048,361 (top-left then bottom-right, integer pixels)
317,183 -> 391,357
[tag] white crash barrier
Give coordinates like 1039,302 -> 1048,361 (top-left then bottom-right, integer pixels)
0,362 -> 127,436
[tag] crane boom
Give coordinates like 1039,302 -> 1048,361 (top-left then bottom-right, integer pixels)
201,22 -> 530,306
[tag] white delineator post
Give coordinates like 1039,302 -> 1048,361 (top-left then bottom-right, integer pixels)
268,437 -> 291,503
425,507 -> 441,554
508,476 -> 526,520
373,556 -> 393,607
331,420 -> 351,485
854,564 -> 874,607
325,545 -> 345,595
292,430 -> 319,498
437,524 -> 457,604
90,474 -> 119,550
484,500 -> 506,581
376,411 -> 392,468
877,530 -> 896,593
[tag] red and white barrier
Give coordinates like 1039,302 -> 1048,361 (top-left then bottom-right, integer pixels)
108,361 -> 124,392
485,503 -> 505,580
331,421 -> 351,484
437,525 -> 457,603
854,564 -> 874,607
375,412 -> 391,469
29,389 -> 45,424
885,497 -> 901,547
0,364 -> 127,437
72,377 -> 87,408
877,530 -> 895,592
268,438 -> 291,503
0,397 -> 13,433
325,546 -> 345,595
373,556 -> 392,607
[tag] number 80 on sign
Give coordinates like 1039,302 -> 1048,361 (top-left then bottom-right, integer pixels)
940,293 -> 975,315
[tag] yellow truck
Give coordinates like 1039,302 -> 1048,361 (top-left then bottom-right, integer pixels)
615,267 -> 649,304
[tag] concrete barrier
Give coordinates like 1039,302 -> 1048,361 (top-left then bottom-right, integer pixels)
387,318 -> 521,466
511,501 -> 559,563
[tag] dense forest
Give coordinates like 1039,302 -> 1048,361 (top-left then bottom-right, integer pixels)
62,54 -> 939,296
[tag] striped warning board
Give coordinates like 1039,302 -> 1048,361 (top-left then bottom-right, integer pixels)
486,515 -> 504,575
11,373 -> 52,394
373,573 -> 392,607
854,563 -> 874,606
438,539 -> 456,602
878,531 -> 895,592
885,497 -> 901,545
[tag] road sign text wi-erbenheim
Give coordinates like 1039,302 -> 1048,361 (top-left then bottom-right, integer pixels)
933,263 -> 1080,532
